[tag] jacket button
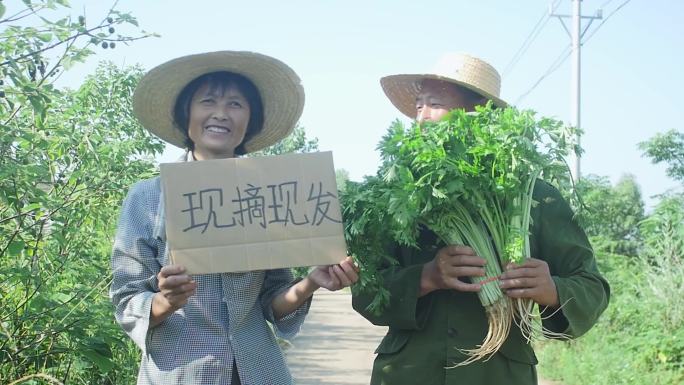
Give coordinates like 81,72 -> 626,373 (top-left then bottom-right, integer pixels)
447,328 -> 458,337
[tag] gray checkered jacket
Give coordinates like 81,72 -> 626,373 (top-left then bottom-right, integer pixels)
110,176 -> 310,385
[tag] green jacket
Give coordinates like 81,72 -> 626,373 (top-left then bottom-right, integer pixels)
352,181 -> 610,385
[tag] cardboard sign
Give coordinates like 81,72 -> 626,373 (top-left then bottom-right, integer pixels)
160,151 -> 347,274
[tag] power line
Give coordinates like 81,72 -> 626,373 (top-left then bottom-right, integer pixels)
584,0 -> 632,43
503,0 -> 563,78
502,11 -> 548,77
514,0 -> 632,104
600,0 -> 615,9
514,44 -> 571,104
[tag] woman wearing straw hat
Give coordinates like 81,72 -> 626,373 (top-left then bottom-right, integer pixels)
109,51 -> 358,385
352,53 -> 609,385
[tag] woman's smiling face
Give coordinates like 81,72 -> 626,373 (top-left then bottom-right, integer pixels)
187,82 -> 251,160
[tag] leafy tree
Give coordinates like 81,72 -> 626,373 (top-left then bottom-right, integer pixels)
641,193 -> 684,262
638,130 -> 684,338
538,131 -> 684,385
1,61 -> 162,384
639,193 -> 684,355
335,168 -> 350,192
1,1 -> 155,383
639,129 -> 684,184
573,174 -> 644,256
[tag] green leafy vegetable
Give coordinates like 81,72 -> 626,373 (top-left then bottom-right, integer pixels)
342,103 -> 579,364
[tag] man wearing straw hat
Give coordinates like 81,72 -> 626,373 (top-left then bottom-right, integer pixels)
110,51 -> 359,385
352,53 -> 609,385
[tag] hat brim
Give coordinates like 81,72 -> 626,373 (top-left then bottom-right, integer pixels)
133,51 -> 305,153
380,74 -> 508,119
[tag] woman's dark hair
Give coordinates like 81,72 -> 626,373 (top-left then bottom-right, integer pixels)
173,71 -> 264,155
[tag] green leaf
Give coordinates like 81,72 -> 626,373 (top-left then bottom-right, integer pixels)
0,4 -> 6,19
431,187 -> 447,199
38,33 -> 53,42
62,56 -> 74,70
7,240 -> 26,256
23,202 -> 42,211
52,292 -> 73,303
81,348 -> 115,372
27,95 -> 46,117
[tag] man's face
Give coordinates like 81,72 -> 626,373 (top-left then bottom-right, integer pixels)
415,79 -> 483,122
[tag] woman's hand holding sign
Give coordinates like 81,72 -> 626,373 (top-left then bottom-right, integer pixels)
271,257 -> 359,319
308,256 -> 359,291
150,265 -> 197,327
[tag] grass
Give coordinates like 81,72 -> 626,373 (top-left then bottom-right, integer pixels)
536,253 -> 684,385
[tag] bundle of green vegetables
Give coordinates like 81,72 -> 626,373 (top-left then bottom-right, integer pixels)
342,103 -> 578,365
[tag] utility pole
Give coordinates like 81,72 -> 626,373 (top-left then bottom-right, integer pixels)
550,0 -> 602,182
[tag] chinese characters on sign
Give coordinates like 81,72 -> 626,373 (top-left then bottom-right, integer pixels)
181,181 -> 342,233
160,151 -> 347,274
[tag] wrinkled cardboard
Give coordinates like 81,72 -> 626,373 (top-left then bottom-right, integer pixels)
160,151 -> 347,274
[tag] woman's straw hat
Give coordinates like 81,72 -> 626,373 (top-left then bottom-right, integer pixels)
380,53 -> 507,118
133,51 -> 305,153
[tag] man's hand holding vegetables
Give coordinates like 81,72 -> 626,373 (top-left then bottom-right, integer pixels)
420,245 -> 485,295
500,258 -> 560,308
420,246 -> 560,308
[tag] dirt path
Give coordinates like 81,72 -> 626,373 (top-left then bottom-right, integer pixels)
285,290 -> 386,384
285,290 -> 560,385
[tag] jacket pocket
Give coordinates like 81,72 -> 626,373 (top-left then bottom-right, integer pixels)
375,330 -> 411,355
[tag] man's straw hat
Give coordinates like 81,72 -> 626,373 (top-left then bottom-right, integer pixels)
380,53 -> 507,118
133,51 -> 305,153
